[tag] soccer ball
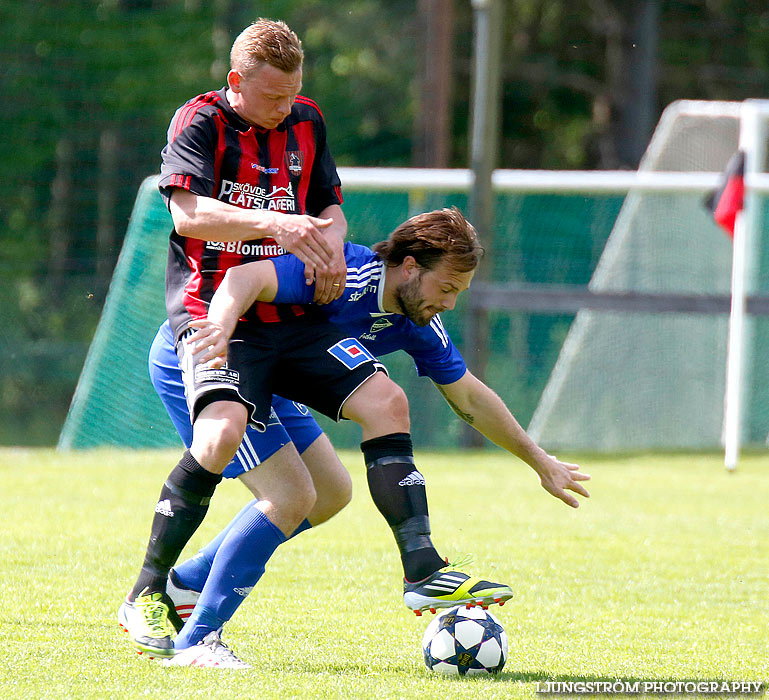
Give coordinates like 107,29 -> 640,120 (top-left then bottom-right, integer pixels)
422,605 -> 508,676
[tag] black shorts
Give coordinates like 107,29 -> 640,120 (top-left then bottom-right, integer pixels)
179,316 -> 386,430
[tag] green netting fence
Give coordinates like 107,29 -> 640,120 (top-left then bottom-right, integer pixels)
58,176 -> 623,450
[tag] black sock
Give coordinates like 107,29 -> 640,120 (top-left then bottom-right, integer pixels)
361,433 -> 445,581
130,450 -> 222,600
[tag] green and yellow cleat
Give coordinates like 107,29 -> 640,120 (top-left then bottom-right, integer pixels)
403,566 -> 513,616
118,588 -> 177,659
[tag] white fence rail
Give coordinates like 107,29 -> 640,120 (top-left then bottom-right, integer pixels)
338,166 -> 769,195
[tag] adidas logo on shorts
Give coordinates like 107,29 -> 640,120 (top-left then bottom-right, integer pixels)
155,499 -> 175,517
398,470 -> 426,487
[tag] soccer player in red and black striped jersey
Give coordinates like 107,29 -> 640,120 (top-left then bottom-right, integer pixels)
162,30 -> 347,333
119,19 -> 356,663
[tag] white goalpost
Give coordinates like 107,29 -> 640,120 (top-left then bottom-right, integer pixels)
723,100 -> 769,470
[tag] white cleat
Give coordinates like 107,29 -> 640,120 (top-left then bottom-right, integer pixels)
164,631 -> 251,669
166,569 -> 200,630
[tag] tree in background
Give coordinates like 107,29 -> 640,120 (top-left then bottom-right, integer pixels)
1,0 -> 768,444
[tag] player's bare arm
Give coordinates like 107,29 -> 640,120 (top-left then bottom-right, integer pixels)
311,203 -> 347,304
189,260 -> 279,366
169,188 -> 335,273
434,370 -> 591,508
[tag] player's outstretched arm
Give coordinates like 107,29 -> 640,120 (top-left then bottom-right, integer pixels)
433,371 -> 590,508
188,261 -> 279,366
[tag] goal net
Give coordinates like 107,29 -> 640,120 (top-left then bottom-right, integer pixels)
528,100 -> 769,451
57,178 -> 178,449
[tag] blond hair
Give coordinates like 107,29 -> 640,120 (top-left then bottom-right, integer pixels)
230,18 -> 304,76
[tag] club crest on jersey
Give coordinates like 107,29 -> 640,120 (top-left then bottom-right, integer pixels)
327,338 -> 376,369
360,317 -> 393,342
369,318 -> 393,334
285,151 -> 304,176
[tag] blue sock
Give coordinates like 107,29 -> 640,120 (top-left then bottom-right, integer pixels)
173,499 -> 259,592
173,504 -> 311,593
174,505 -> 287,649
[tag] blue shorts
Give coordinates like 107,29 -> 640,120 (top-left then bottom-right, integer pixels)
148,320 -> 323,479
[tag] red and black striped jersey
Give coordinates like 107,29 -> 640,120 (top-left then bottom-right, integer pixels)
159,87 -> 343,340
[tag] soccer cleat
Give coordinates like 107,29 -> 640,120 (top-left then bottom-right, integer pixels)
164,631 -> 251,669
117,588 -> 176,659
166,568 -> 200,632
403,566 -> 513,616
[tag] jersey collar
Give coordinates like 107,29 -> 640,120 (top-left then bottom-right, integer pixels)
372,260 -> 391,316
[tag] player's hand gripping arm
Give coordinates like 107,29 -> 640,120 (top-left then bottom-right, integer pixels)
311,203 -> 347,304
433,371 -> 591,508
188,261 -> 279,367
169,189 -> 336,277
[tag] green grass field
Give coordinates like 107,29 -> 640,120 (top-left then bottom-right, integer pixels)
2,448 -> 768,699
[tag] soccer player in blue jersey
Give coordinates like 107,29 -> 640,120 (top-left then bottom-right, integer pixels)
149,207 -> 590,668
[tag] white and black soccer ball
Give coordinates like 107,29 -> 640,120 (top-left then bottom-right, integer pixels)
422,605 -> 508,676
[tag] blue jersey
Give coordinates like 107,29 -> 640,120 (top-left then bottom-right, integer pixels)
272,243 -> 467,386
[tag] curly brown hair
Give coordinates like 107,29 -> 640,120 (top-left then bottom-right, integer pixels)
372,207 -> 483,273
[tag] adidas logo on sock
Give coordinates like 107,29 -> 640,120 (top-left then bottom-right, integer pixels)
155,499 -> 175,517
398,470 -> 426,486
233,586 -> 254,597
